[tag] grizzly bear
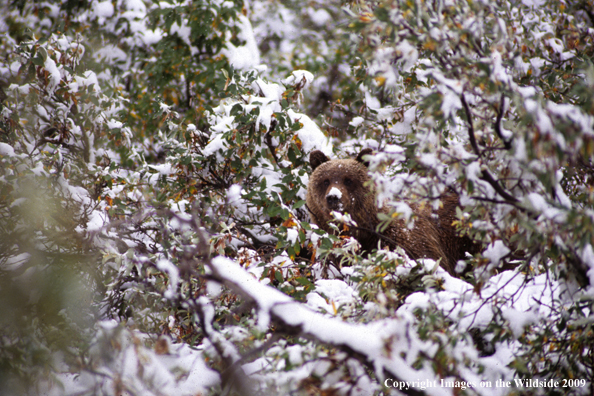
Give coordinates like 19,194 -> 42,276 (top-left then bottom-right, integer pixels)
306,148 -> 479,276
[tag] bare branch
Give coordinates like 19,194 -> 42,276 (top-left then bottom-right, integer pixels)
493,94 -> 512,150
205,256 -> 430,396
460,93 -> 481,158
264,119 -> 284,169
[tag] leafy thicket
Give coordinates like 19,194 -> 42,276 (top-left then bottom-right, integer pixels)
1,0 -> 593,395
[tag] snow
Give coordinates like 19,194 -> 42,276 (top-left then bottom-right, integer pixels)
2,252 -> 30,271
85,209 -> 107,232
491,51 -> 512,85
529,57 -> 546,77
149,163 -> 174,175
95,44 -> 127,64
171,19 -> 197,55
439,86 -> 462,120
106,118 -> 123,129
582,244 -> 594,291
525,192 -> 567,223
327,187 -> 342,199
92,0 -> 114,19
482,241 -> 511,271
522,0 -> 546,5
282,69 -> 314,88
349,116 -> 365,127
547,100 -> 594,136
141,28 -> 163,46
0,142 -> 15,157
76,70 -> 100,91
286,228 -> 299,244
156,259 -> 180,299
48,325 -> 220,396
44,57 -> 61,93
124,0 -> 146,13
308,8 -> 331,26
209,256 -> 451,387
514,56 -> 531,76
3,0 -> 593,394
227,184 -> 242,206
202,130 -> 228,160
287,109 -> 332,155
251,79 -> 283,131
222,15 -> 261,70
307,279 -> 357,314
209,256 -> 293,330
394,40 -> 418,72
330,211 -> 357,226
502,308 -> 538,338
390,106 -> 416,135
253,78 -> 283,101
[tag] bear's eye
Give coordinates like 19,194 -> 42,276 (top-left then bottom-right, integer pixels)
323,179 -> 330,188
344,177 -> 352,187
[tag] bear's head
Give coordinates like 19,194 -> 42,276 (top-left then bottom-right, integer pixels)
306,148 -> 377,237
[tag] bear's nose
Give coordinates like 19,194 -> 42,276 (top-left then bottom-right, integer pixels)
326,187 -> 343,211
326,194 -> 341,210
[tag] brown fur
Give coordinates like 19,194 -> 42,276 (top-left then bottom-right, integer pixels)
306,149 -> 480,276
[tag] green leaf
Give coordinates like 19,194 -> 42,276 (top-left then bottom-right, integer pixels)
293,200 -> 306,209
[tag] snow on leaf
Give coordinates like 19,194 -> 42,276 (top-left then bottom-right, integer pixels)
223,15 -> 261,70
482,240 -> 510,271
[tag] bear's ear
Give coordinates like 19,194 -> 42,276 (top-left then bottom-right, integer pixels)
355,148 -> 373,167
310,150 -> 329,171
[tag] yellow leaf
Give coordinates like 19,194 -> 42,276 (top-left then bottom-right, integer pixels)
359,12 -> 373,23
423,40 -> 436,51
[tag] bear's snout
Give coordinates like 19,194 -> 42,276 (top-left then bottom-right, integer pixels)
326,194 -> 341,210
325,187 -> 344,211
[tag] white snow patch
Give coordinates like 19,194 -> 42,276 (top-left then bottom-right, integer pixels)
0,142 -> 15,157
349,116 -> 365,127
283,70 -> 314,88
85,209 -> 105,232
96,44 -> 127,64
529,57 -> 546,77
390,106 -> 416,136
582,244 -> 594,289
149,163 -> 174,175
483,241 -> 510,270
440,87 -> 462,119
106,119 -> 123,129
92,1 -> 114,19
44,57 -> 61,93
140,29 -> 163,46
2,253 -> 31,271
156,259 -> 180,299
286,228 -> 299,244
327,187 -> 342,199
170,19 -> 195,54
223,15 -> 261,70
287,109 -> 332,156
227,184 -> 242,206
522,0 -> 545,5
307,279 -> 357,314
308,8 -> 331,26
394,40 -> 418,72
502,308 -> 538,338
491,50 -> 511,85
525,192 -> 567,222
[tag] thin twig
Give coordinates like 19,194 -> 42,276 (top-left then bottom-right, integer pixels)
461,93 -> 481,157
493,94 -> 511,150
